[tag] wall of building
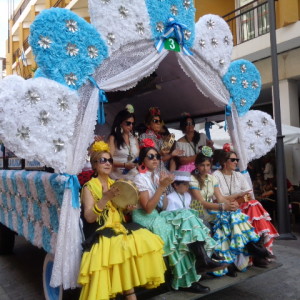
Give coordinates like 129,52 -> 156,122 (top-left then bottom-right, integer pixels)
195,0 -> 235,20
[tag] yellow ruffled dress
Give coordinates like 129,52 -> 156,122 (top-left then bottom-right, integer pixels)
78,177 -> 166,300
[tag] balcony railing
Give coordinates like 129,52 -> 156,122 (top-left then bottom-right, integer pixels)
12,0 -> 31,24
53,0 -> 65,8
12,48 -> 21,64
23,37 -> 30,51
222,0 -> 270,46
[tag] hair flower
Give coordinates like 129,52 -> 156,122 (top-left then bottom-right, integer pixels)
91,141 -> 110,152
223,143 -> 232,152
201,146 -> 213,157
149,107 -> 161,116
125,104 -> 134,113
140,138 -> 155,149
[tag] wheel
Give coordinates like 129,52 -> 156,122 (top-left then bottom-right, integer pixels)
0,223 -> 15,254
43,253 -> 63,300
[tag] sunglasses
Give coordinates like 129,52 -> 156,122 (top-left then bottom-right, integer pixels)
185,121 -> 195,126
125,121 -> 135,126
96,157 -> 114,164
146,153 -> 161,160
152,119 -> 161,124
228,158 -> 240,162
175,181 -> 189,185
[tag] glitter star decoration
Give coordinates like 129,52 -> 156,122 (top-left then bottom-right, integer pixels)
224,36 -> 230,45
25,90 -> 40,104
184,29 -> 191,40
262,117 -> 268,125
265,138 -> 272,145
38,110 -> 50,126
119,6 -> 129,18
242,80 -> 249,89
206,19 -> 215,29
136,23 -> 145,35
249,143 -> 255,151
252,81 -> 259,89
199,39 -> 206,48
53,138 -> 64,153
183,0 -> 191,9
107,33 -> 115,45
87,46 -> 98,59
66,43 -> 79,56
240,99 -> 247,106
101,0 -> 110,3
65,73 -> 77,86
211,38 -> 218,47
170,5 -> 178,16
219,59 -> 225,66
255,130 -> 263,137
17,126 -> 30,140
65,20 -> 78,33
240,64 -> 247,73
57,97 -> 69,111
231,76 -> 237,84
38,36 -> 52,49
247,120 -> 253,127
156,22 -> 164,33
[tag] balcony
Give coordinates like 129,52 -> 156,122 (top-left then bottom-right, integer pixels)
223,0 -> 270,46
12,0 -> 31,25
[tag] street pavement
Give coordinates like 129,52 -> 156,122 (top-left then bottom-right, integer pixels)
0,228 -> 300,300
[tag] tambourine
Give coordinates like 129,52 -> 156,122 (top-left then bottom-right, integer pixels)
110,179 -> 139,209
161,133 -> 175,153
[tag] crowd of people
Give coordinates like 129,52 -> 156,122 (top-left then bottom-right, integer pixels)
77,106 -> 279,300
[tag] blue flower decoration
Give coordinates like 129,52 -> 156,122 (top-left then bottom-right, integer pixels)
145,0 -> 195,50
222,59 -> 261,117
29,8 -> 108,90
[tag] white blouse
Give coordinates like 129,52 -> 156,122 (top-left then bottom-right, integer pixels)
176,133 -> 207,156
166,191 -> 191,211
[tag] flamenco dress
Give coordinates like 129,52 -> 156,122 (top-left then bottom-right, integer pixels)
132,172 -> 217,290
214,170 -> 279,253
78,177 -> 166,300
190,174 -> 260,274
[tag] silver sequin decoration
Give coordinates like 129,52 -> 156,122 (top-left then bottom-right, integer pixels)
183,0 -> 191,9
199,39 -> 206,48
219,59 -> 225,66
224,36 -> 230,45
101,0 -> 110,3
65,20 -> 78,33
65,73 -> 77,86
247,120 -> 253,127
53,138 -> 64,153
240,99 -> 247,106
265,138 -> 272,145
252,81 -> 259,89
38,110 -> 50,126
25,90 -> 40,104
255,130 -> 263,137
231,76 -> 237,84
170,5 -> 178,16
107,33 -> 115,46
211,38 -> 218,47
119,6 -> 129,18
38,36 -> 52,49
184,29 -> 191,40
206,19 -> 215,29
17,126 -> 30,140
262,117 -> 268,126
87,46 -> 98,59
136,23 -> 145,35
249,143 -> 255,151
57,97 -> 69,111
66,43 -> 79,56
241,64 -> 247,73
156,22 -> 164,33
242,80 -> 249,89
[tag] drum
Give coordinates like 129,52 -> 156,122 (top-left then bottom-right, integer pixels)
111,179 -> 139,209
161,133 -> 175,153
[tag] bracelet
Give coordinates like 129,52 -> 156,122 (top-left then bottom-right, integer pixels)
218,202 -> 225,211
93,203 -> 103,215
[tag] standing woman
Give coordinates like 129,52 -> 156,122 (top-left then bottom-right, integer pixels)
108,104 -> 139,181
213,150 -> 279,254
78,141 -> 166,300
132,139 -> 226,293
176,113 -> 213,172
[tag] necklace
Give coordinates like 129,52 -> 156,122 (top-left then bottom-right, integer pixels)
184,135 -> 197,154
124,134 -> 133,161
221,172 -> 232,195
176,192 -> 186,208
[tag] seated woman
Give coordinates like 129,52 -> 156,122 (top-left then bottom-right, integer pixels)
176,113 -> 213,172
190,148 -> 269,272
78,141 -> 166,300
108,104 -> 139,181
139,107 -> 183,173
213,150 -> 279,254
132,139 -> 226,294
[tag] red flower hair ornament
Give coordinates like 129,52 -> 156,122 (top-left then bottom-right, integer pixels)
223,143 -> 232,152
149,107 -> 161,116
140,138 -> 155,149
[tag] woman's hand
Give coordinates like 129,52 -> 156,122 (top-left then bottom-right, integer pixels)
224,201 -> 239,211
126,204 -> 138,211
102,186 -> 120,202
171,148 -> 184,157
159,172 -> 175,189
125,162 -> 138,170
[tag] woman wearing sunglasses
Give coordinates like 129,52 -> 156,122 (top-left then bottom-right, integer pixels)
108,105 -> 139,181
213,150 -> 279,256
78,141 -> 166,300
132,139 -> 227,294
190,148 -> 270,274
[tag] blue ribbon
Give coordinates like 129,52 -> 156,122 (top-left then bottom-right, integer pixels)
88,77 -> 108,125
241,170 -> 248,174
64,174 -> 81,209
205,121 -> 213,141
155,18 -> 193,56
